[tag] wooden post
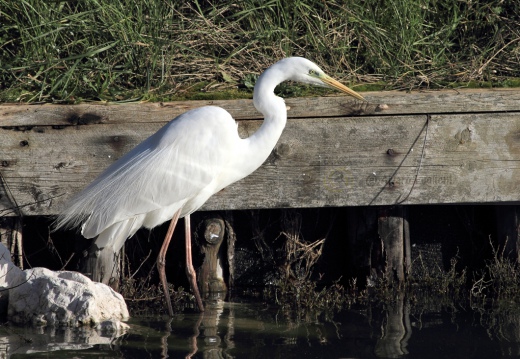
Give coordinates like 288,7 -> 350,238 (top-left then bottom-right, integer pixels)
378,206 -> 408,283
346,206 -> 410,284
197,216 -> 227,293
0,217 -> 23,269
81,243 -> 120,290
403,209 -> 411,277
495,205 -> 520,263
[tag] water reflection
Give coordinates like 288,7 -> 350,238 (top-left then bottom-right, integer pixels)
183,297 -> 225,358
5,296 -> 520,358
374,297 -> 412,358
0,324 -> 124,357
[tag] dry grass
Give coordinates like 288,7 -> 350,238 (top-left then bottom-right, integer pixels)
2,0 -> 520,103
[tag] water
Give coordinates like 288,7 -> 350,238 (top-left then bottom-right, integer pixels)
3,298 -> 520,358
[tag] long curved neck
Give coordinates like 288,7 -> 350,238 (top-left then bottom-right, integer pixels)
239,67 -> 288,174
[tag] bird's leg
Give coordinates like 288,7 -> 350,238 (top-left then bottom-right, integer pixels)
185,214 -> 205,312
157,209 -> 181,317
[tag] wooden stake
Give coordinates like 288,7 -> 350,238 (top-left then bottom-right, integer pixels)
378,206 -> 408,283
198,216 -> 227,293
0,217 -> 23,268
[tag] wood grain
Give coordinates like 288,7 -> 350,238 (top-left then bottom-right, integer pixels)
2,88 -> 520,127
1,89 -> 519,216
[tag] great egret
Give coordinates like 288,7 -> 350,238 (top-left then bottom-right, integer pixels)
55,57 -> 365,315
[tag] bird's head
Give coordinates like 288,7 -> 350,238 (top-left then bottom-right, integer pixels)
276,57 -> 366,102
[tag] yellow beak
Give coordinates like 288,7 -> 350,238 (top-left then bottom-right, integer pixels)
321,75 -> 366,102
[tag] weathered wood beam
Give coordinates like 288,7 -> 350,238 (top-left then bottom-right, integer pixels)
2,88 -> 520,127
1,89 -> 519,217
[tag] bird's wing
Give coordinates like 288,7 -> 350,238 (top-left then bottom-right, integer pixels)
56,106 -> 238,238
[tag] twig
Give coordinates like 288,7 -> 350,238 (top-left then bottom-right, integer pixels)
129,249 -> 152,280
124,296 -> 164,302
477,37 -> 520,75
59,253 -> 75,271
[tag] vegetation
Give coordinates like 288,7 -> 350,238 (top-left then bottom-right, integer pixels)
470,238 -> 520,306
3,0 -> 520,317
2,0 -> 520,103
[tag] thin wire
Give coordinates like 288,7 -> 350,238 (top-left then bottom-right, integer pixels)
367,114 -> 430,206
396,114 -> 430,205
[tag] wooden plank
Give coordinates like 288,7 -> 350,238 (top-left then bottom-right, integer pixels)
1,110 -> 518,216
221,113 -> 520,208
1,88 -> 520,128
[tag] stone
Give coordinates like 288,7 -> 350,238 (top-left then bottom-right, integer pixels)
8,267 -> 129,328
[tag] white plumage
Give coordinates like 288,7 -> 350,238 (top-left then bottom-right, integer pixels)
57,106 -> 241,252
55,57 -> 365,314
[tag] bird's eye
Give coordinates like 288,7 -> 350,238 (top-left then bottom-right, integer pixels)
309,70 -> 317,76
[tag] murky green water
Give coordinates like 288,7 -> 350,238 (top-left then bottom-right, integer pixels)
4,298 -> 520,358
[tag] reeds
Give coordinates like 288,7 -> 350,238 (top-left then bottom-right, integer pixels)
2,0 -> 520,102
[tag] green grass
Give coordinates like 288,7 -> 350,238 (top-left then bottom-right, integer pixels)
1,0 -> 520,103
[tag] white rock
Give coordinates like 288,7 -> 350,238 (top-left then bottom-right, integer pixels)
8,267 -> 129,327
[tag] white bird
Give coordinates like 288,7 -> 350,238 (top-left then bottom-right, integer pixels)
55,57 -> 365,315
